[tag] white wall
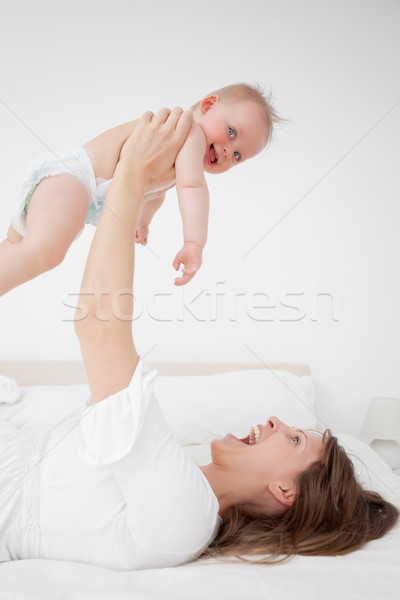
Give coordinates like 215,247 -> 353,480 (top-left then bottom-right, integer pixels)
0,0 -> 399,435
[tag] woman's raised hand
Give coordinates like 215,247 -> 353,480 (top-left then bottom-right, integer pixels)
119,107 -> 193,186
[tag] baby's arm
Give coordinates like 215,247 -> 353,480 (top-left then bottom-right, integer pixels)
136,192 -> 166,245
173,125 -> 209,286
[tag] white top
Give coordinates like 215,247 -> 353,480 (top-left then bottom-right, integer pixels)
0,360 -> 221,570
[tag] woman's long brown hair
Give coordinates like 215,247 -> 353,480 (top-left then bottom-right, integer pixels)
202,431 -> 399,563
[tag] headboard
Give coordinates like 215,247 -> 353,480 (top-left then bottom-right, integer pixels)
0,360 -> 311,385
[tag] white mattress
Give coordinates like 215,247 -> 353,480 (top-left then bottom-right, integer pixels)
1,536 -> 399,600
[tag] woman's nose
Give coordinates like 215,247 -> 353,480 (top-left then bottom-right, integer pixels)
266,417 -> 279,430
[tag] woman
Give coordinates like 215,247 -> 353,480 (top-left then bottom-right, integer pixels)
0,109 -> 398,570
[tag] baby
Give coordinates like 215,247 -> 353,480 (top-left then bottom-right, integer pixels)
0,83 -> 278,295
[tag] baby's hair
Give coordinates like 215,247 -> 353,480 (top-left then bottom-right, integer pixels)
192,82 -> 282,146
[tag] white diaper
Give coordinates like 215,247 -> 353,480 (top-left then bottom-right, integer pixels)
10,147 -> 112,237
11,147 -> 176,239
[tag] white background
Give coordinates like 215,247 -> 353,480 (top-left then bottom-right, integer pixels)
0,0 -> 399,435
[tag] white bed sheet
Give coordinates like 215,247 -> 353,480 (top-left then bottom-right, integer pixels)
1,540 -> 400,600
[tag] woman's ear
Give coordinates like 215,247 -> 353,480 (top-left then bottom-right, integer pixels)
268,482 -> 296,507
199,94 -> 219,114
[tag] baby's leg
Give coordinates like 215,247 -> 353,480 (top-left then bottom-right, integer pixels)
0,174 -> 89,296
136,193 -> 165,245
1,225 -> 24,245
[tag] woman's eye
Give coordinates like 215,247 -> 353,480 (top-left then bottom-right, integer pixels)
228,126 -> 235,138
291,436 -> 300,446
234,151 -> 240,161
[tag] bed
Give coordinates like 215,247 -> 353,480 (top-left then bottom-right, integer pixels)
0,360 -> 399,600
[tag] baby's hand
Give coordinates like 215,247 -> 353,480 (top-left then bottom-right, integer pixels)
135,223 -> 149,245
172,242 -> 203,286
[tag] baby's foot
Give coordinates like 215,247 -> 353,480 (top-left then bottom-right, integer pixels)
135,223 -> 149,245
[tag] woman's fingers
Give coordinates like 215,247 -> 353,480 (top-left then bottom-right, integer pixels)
140,110 -> 154,123
140,107 -> 192,139
175,109 -> 193,139
161,107 -> 193,151
164,106 -> 184,129
163,107 -> 192,136
151,107 -> 172,125
118,105 -> 193,184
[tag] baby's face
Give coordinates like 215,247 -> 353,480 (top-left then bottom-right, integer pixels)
194,97 -> 269,174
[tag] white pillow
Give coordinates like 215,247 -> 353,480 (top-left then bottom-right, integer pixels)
336,433 -> 400,509
0,368 -> 317,445
155,369 -> 317,445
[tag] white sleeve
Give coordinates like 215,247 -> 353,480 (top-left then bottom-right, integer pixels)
78,359 -> 155,465
78,359 -> 220,564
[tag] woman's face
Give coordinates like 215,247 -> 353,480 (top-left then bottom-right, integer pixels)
210,417 -> 323,510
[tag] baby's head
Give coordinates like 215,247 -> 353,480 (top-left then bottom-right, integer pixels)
192,83 -> 280,174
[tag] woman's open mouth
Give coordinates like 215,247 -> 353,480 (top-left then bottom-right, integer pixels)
240,425 -> 262,445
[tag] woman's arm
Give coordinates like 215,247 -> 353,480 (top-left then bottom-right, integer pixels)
75,108 -> 192,404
